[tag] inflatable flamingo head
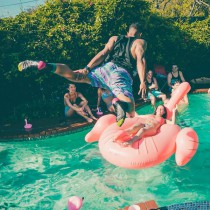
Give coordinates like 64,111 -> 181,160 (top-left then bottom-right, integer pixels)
24,118 -> 32,131
165,82 -> 191,119
68,196 -> 83,210
96,107 -> 103,116
85,114 -> 116,142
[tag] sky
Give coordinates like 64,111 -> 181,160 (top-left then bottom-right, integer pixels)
0,0 -> 46,18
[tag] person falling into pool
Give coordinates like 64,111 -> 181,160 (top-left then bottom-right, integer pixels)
64,84 -> 97,123
114,105 -> 177,146
18,22 -> 147,127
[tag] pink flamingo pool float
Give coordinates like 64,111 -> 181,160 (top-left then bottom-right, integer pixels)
96,107 -> 103,116
24,119 -> 32,131
85,82 -> 199,169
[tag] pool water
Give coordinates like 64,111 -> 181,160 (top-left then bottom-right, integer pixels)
0,94 -> 210,209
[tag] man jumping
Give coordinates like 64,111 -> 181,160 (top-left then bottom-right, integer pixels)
18,23 -> 147,126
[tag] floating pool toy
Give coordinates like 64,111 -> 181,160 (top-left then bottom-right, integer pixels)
24,119 -> 32,131
85,82 -> 199,169
128,205 -> 141,210
96,107 -> 103,116
165,82 -> 190,119
68,196 -> 83,210
85,114 -> 116,142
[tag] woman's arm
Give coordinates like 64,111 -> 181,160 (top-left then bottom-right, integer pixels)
167,73 -> 173,88
78,92 -> 88,108
183,94 -> 189,104
64,94 -> 77,110
148,83 -> 156,90
166,107 -> 177,125
179,71 -> 186,82
153,77 -> 159,90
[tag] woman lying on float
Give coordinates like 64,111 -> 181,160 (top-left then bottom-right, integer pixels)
114,105 -> 177,147
85,82 -> 198,169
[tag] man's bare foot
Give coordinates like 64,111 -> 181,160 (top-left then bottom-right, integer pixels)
121,142 -> 133,147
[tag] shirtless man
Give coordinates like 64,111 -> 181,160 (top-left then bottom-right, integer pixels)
18,23 -> 147,126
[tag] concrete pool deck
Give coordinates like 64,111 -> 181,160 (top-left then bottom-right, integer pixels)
0,88 -> 209,141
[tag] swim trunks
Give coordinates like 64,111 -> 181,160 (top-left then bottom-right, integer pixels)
87,62 -> 134,101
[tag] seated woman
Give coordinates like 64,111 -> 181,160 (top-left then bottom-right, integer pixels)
114,104 -> 176,146
64,84 -> 97,123
145,70 -> 166,107
97,88 -> 115,113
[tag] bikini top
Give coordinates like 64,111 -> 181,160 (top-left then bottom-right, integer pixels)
69,92 -> 82,105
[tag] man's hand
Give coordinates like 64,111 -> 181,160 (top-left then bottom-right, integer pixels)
74,68 -> 89,81
138,82 -> 147,98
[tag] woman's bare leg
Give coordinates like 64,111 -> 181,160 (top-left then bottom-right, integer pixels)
75,110 -> 93,123
83,105 -> 98,120
125,123 -> 145,136
150,95 -> 156,107
65,108 -> 75,118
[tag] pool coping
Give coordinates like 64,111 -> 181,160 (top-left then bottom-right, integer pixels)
0,88 -> 208,142
0,99 -> 151,142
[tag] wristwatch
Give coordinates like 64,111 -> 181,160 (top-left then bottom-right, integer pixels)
84,66 -> 91,72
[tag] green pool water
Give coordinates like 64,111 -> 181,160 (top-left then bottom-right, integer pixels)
0,94 -> 210,209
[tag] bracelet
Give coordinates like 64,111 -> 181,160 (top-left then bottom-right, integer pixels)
84,66 -> 91,71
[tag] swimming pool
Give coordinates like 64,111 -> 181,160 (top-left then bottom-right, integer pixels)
0,94 -> 209,209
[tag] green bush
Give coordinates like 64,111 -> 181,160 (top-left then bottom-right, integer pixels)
0,0 -> 209,123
